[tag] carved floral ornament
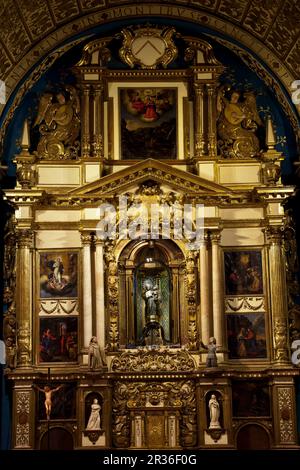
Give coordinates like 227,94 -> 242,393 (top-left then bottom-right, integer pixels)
111,348 -> 196,372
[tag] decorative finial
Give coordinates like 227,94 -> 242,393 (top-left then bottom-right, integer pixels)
266,115 -> 276,150
20,119 -> 30,154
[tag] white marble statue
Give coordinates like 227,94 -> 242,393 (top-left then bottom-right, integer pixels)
208,394 -> 221,429
86,398 -> 101,430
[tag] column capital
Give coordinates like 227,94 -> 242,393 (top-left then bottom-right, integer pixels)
264,225 -> 284,245
80,232 -> 93,245
16,229 -> 34,248
199,232 -> 210,247
93,83 -> 104,94
82,83 -> 91,93
194,82 -> 204,93
210,230 -> 222,244
206,83 -> 217,94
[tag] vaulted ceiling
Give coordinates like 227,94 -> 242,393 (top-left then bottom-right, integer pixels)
0,0 -> 299,118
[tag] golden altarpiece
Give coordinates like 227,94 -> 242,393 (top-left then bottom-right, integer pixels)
3,26 -> 299,449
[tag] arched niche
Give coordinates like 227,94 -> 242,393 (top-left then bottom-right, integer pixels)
118,239 -> 186,347
236,423 -> 271,450
40,427 -> 73,450
204,390 -> 224,430
84,392 -> 103,430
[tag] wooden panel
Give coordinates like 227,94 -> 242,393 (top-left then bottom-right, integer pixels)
146,414 -> 165,448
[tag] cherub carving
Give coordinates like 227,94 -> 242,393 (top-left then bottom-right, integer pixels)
217,85 -> 262,159
34,85 -> 80,160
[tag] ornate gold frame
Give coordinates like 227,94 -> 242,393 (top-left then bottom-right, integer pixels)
222,245 -> 271,364
34,248 -> 81,369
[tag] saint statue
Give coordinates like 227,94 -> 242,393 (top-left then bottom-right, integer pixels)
200,337 -> 218,368
86,398 -> 101,430
143,280 -> 161,324
141,279 -> 165,346
208,394 -> 221,429
88,336 -> 106,369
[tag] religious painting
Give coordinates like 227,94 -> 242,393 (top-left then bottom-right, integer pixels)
227,313 -> 267,359
120,87 -> 177,159
232,380 -> 270,417
40,252 -> 78,298
224,250 -> 263,295
39,317 -> 78,362
37,382 -> 76,420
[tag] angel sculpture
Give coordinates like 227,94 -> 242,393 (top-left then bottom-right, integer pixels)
34,85 -> 80,160
217,85 -> 262,159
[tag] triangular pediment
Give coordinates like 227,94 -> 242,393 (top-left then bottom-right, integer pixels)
68,159 -> 234,196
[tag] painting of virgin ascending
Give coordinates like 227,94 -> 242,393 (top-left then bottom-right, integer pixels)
40,252 -> 78,298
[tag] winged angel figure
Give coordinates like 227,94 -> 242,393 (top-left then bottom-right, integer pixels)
34,85 -> 80,160
217,85 -> 262,159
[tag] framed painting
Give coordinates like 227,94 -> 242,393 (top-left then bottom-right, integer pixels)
232,380 -> 270,417
120,87 -> 177,159
39,317 -> 78,363
224,250 -> 263,295
227,313 -> 267,359
40,252 -> 78,298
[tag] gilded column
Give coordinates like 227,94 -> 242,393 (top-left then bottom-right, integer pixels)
265,226 -> 289,364
16,229 -> 33,368
95,238 -> 105,352
211,231 -> 224,349
81,84 -> 91,158
92,84 -> 104,159
194,83 -> 205,158
207,84 -> 217,158
81,233 -> 93,350
199,233 -> 211,344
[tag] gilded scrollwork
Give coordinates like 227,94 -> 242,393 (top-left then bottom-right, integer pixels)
34,85 -> 80,160
274,318 -> 289,362
105,241 -> 120,352
3,213 -> 17,371
277,387 -> 295,443
17,321 -> 31,367
185,253 -> 198,350
119,26 -> 177,69
111,348 -> 195,372
15,391 -> 30,448
112,382 -> 130,447
217,85 -> 263,159
283,209 -> 300,343
112,380 -> 196,448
